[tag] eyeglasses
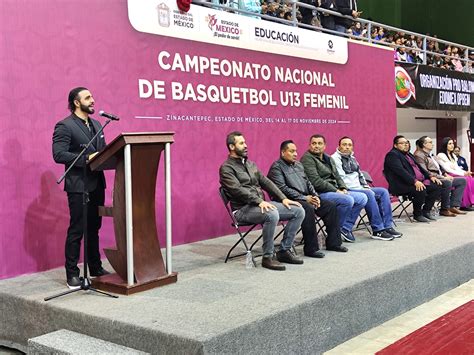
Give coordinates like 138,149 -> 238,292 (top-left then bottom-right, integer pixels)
397,142 -> 409,145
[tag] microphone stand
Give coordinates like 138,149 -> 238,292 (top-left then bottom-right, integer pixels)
45,118 -> 118,301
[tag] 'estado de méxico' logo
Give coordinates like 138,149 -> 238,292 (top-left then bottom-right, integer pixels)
205,14 -> 242,40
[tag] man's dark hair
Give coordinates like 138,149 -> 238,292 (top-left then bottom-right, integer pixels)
226,131 -> 243,151
280,140 -> 294,153
393,135 -> 405,145
68,87 -> 88,113
415,136 -> 428,149
338,136 -> 352,145
310,134 -> 325,143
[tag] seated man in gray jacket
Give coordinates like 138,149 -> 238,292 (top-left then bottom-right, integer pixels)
332,136 -> 402,240
268,140 -> 348,257
413,136 -> 466,216
301,134 -> 367,243
219,131 -> 305,271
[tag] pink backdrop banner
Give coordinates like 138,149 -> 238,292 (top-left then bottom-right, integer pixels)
0,0 -> 396,279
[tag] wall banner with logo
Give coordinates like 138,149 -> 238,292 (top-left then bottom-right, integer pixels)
395,63 -> 474,111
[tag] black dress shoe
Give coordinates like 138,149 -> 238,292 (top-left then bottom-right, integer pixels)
90,268 -> 111,278
326,245 -> 348,252
460,206 -> 474,211
304,250 -> 325,258
66,276 -> 83,290
276,250 -> 304,264
414,215 -> 430,223
422,212 -> 437,221
262,256 -> 286,271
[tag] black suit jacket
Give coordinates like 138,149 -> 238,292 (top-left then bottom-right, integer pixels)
383,148 -> 430,195
52,114 -> 106,193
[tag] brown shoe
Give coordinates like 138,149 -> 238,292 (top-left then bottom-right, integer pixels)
449,207 -> 467,215
276,250 -> 304,264
440,209 -> 456,217
262,256 -> 286,271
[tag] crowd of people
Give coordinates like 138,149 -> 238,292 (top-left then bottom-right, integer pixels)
350,26 -> 473,72
205,0 -> 473,73
219,131 -> 473,271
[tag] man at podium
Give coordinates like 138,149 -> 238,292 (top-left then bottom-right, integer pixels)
52,87 -> 110,289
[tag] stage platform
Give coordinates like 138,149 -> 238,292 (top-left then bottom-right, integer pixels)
1,213 -> 473,354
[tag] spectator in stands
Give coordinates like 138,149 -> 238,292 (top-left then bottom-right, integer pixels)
431,54 -> 444,68
238,0 -> 262,18
374,27 -> 385,42
300,0 -> 320,26
332,137 -> 402,240
319,0 -> 338,32
464,61 -> 474,74
451,53 -> 464,71
311,14 -> 322,28
219,131 -> 305,270
334,0 -> 361,34
265,1 -> 280,18
404,43 -> 415,63
442,56 -> 453,70
383,135 -> 443,223
413,136 -> 466,216
427,41 -> 436,53
301,134 -> 367,243
268,140 -> 348,257
437,137 -> 474,211
454,146 -> 469,171
432,34 -> 440,52
396,45 -> 408,62
349,21 -> 365,37
261,1 -> 268,15
411,49 -> 423,64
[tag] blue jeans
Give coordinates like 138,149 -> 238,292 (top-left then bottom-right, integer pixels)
350,187 -> 393,232
234,202 -> 305,257
319,191 -> 367,232
335,24 -> 347,34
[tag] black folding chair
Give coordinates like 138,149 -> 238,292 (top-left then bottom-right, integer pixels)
294,215 -> 326,248
382,171 -> 414,224
391,194 -> 414,224
219,187 -> 259,265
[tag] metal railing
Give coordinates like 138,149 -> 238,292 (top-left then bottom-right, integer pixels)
193,0 -> 473,71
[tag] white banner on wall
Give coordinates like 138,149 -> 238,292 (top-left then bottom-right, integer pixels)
128,0 -> 348,64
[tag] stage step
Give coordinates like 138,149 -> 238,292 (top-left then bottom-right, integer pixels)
27,329 -> 148,355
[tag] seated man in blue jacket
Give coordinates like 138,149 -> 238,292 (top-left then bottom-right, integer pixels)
268,140 -> 348,257
332,136 -> 402,240
219,131 -> 305,271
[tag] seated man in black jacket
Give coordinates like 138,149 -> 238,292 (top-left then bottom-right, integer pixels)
383,135 -> 443,223
219,132 -> 305,271
268,140 -> 348,257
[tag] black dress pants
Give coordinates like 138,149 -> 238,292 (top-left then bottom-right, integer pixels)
66,188 -> 104,279
300,199 -> 342,253
405,183 -> 443,217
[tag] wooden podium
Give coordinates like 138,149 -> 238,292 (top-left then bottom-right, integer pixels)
88,132 -> 177,295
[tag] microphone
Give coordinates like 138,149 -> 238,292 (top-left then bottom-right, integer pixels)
99,110 -> 120,121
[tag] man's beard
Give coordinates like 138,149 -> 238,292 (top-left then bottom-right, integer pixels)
235,148 -> 248,158
80,103 -> 94,114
